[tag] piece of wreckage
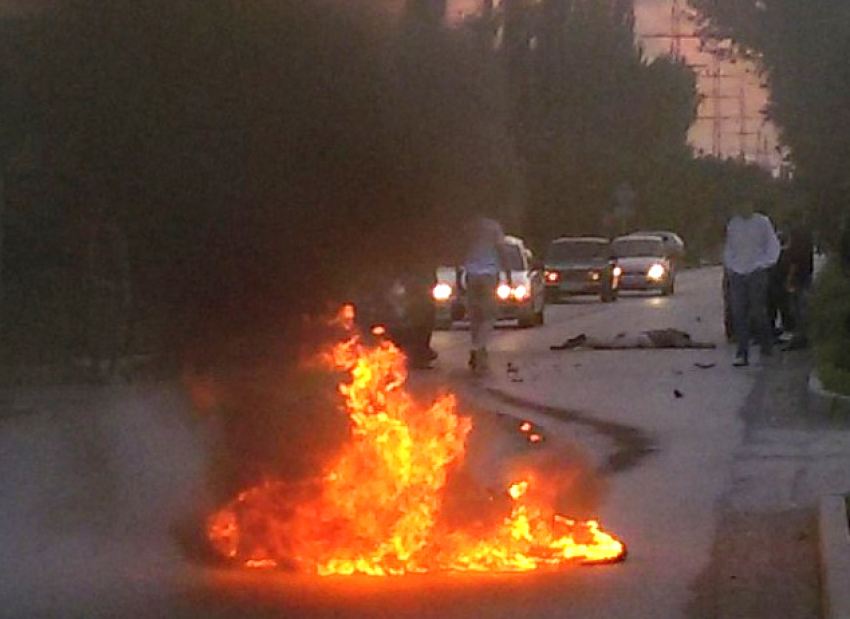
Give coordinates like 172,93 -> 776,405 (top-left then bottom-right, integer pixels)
204,310 -> 626,575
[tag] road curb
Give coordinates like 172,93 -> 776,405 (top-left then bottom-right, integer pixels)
819,494 -> 850,619
808,371 -> 850,417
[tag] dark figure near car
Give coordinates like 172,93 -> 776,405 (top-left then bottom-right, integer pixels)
394,266 -> 439,368
354,264 -> 438,369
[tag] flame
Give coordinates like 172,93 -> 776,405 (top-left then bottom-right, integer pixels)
207,327 -> 625,574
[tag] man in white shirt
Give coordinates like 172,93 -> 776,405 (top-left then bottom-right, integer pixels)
723,199 -> 781,366
463,213 -> 512,374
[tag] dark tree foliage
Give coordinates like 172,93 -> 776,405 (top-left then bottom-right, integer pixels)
689,0 -> 850,241
496,0 -> 699,246
0,0 -> 520,370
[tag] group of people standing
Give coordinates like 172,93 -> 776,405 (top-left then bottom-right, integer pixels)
723,198 -> 813,367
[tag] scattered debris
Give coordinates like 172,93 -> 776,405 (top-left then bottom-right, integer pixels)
673,389 -> 684,398
694,362 -> 716,369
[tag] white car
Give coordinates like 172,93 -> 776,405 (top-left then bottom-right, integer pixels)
432,235 -> 546,328
611,234 -> 675,295
625,230 -> 685,260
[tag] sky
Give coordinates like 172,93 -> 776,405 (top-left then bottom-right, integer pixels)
633,0 -> 780,169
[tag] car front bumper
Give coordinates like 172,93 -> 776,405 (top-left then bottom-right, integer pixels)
617,273 -> 669,290
435,298 -> 534,323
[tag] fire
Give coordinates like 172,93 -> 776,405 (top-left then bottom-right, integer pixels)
206,327 -> 625,574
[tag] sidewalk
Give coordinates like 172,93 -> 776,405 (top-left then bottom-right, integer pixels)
454,343 -> 850,619
808,371 -> 850,619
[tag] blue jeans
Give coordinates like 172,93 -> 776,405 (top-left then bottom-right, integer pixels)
466,273 -> 498,351
729,268 -> 772,359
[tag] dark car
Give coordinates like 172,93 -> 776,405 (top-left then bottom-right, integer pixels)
543,236 -> 620,303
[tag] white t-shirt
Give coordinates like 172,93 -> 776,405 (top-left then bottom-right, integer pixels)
464,217 -> 506,276
723,213 -> 781,275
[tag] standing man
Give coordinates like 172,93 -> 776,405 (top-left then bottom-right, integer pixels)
463,212 -> 512,374
782,222 -> 815,350
723,198 -> 782,366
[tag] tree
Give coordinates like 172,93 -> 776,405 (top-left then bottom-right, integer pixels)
689,0 -> 850,242
0,0 -> 521,373
491,0 -> 699,246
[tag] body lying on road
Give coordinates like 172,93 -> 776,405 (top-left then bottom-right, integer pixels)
551,328 -> 716,350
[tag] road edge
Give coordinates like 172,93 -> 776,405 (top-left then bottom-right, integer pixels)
819,494 -> 850,619
808,371 -> 850,417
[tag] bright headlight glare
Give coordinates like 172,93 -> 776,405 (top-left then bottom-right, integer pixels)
496,284 -> 512,300
647,263 -> 666,280
513,285 -> 529,300
432,283 -> 452,301
612,266 -> 622,277
545,271 -> 559,282
590,271 -> 600,281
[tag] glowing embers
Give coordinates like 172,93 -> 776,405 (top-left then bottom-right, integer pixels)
206,332 -> 625,574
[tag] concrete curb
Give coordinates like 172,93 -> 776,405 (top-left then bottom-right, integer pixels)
808,371 -> 850,417
819,494 -> 850,619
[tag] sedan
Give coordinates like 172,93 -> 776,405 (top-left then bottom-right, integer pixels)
611,234 -> 675,295
432,236 -> 545,328
543,236 -> 620,303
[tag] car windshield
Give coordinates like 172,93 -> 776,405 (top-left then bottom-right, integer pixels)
612,239 -> 664,257
546,241 -> 607,262
503,244 -> 525,270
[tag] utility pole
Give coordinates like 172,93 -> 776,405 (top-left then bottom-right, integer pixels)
732,80 -> 759,161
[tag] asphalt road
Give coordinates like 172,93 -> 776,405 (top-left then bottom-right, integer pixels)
1,265 -> 847,618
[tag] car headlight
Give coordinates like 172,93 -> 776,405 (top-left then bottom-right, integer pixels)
590,271 -> 600,281
647,263 -> 666,280
545,270 -> 559,283
432,282 -> 453,301
496,284 -> 512,300
612,266 -> 622,277
513,285 -> 529,300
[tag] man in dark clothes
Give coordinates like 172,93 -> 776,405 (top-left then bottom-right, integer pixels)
782,223 -> 814,350
767,230 -> 794,339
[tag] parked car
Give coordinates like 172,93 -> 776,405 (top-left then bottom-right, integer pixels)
611,234 -> 675,295
432,235 -> 545,329
543,236 -> 620,302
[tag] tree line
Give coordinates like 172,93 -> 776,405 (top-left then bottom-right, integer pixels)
0,0 -> 785,377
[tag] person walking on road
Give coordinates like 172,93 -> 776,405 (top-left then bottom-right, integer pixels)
463,213 -> 512,374
723,198 -> 781,366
